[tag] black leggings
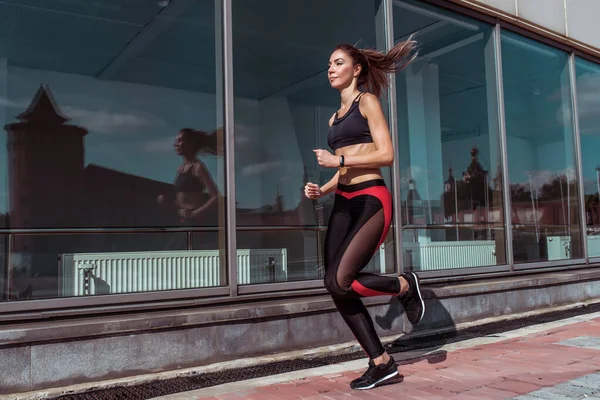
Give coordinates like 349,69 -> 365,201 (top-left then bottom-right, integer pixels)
324,179 -> 400,359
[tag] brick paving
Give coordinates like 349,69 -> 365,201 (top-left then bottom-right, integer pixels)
162,316 -> 600,400
512,372 -> 600,399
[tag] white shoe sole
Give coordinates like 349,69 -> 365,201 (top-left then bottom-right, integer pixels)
354,370 -> 399,390
409,271 -> 426,323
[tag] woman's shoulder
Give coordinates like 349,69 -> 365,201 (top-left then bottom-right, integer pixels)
357,92 -> 380,118
359,92 -> 379,104
192,159 -> 209,174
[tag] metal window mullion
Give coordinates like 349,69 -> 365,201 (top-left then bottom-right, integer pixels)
384,0 -> 404,274
4,234 -> 12,301
222,0 -> 238,296
568,53 -> 588,263
494,23 -> 514,270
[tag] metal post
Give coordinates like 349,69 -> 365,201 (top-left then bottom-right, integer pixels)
221,0 -> 238,295
559,173 -> 566,236
494,23 -> 514,270
569,53 -> 588,262
3,234 -> 11,301
455,178 -> 459,239
528,172 -> 540,243
383,0 -> 404,274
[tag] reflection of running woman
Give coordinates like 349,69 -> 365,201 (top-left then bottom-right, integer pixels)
158,128 -> 219,225
304,40 -> 425,390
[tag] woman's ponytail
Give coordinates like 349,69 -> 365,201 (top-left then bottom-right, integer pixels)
334,37 -> 417,97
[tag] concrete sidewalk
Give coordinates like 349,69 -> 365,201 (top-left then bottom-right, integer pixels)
154,312 -> 600,400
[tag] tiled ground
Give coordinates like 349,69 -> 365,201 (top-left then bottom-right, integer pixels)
162,316 -> 600,400
512,372 -> 600,399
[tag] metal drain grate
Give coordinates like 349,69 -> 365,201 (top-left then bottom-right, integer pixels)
56,302 -> 600,400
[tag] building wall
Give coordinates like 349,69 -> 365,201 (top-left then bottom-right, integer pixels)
2,269 -> 599,395
465,0 -> 600,50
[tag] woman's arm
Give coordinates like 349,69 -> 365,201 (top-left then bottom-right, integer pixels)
304,171 -> 339,199
343,93 -> 394,168
190,162 -> 220,216
319,171 -> 340,195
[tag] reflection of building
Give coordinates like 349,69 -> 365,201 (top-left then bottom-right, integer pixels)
3,86 -> 185,297
6,85 -> 87,229
5,85 -> 179,230
83,164 -> 176,227
4,85 -> 317,296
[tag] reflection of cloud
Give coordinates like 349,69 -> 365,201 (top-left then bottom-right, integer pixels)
143,137 -> 173,153
0,97 -> 28,109
574,73 -> 600,133
404,165 -> 425,182
234,124 -> 257,147
235,135 -> 252,145
62,106 -> 150,134
241,161 -> 282,176
61,106 -> 157,134
516,169 -> 575,189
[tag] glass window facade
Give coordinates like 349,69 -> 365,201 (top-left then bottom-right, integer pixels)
0,0 -> 598,307
0,0 -> 227,300
395,1 -> 506,271
232,0 -> 395,285
575,57 -> 600,259
501,31 -> 582,263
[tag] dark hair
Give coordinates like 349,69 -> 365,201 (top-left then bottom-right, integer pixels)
334,38 -> 417,97
179,128 -> 222,156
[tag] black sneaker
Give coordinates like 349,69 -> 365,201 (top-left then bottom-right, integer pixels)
350,356 -> 399,390
399,271 -> 425,325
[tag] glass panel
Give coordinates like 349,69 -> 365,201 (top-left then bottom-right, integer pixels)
501,31 -> 582,263
4,232 -> 230,300
232,0 -> 395,284
235,230 -> 321,284
575,57 -> 600,258
0,1 -> 224,228
394,0 -> 506,272
0,1 -> 227,300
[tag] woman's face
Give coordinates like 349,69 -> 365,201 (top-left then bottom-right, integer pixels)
174,132 -> 186,155
328,50 -> 360,90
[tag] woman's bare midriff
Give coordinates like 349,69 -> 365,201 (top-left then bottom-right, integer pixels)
335,142 -> 384,185
176,192 -> 208,210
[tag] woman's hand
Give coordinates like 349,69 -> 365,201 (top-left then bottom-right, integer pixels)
313,149 -> 338,168
304,182 -> 323,199
178,208 -> 198,219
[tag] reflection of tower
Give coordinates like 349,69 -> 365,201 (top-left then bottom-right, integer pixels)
462,146 -> 488,209
5,84 -> 87,228
4,85 -> 87,297
467,146 -> 484,176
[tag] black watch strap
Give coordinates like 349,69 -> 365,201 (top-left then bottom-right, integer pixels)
339,155 -> 345,167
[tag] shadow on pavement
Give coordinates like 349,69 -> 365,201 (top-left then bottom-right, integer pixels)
375,287 -> 457,366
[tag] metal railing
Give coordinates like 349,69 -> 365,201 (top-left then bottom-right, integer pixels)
0,225 -> 329,302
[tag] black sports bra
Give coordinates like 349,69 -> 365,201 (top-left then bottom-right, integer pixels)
327,92 -> 373,152
174,163 -> 207,193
